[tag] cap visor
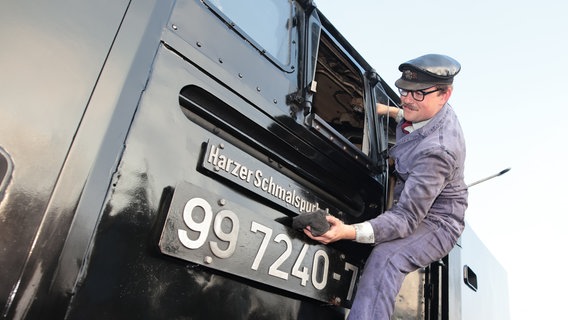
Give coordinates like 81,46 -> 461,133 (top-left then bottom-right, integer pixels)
395,78 -> 436,91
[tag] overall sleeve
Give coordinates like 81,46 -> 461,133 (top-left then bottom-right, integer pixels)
368,148 -> 457,244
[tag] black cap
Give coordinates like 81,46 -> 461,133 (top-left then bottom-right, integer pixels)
395,54 -> 461,91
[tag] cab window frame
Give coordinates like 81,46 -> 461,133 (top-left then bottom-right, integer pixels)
306,27 -> 376,168
203,0 -> 297,72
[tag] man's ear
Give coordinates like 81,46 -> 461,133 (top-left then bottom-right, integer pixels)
442,86 -> 453,103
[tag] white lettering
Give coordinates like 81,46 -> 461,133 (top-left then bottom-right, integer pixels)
206,143 -> 325,215
239,166 -> 249,180
267,177 -> 276,194
299,199 -> 306,212
254,170 -> 263,187
246,168 -> 254,182
285,190 -> 293,204
261,177 -> 269,191
230,160 -> 240,176
217,154 -> 227,171
208,145 -> 220,165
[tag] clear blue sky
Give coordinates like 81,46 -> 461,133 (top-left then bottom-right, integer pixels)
315,0 -> 568,319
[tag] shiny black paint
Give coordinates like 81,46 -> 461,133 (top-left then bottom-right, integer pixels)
0,0 -> 400,319
0,0 -> 175,317
65,43 -> 351,318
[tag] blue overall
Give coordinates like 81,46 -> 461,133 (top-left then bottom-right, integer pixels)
348,103 -> 468,319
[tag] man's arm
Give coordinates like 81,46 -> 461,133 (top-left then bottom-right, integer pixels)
376,103 -> 403,122
368,150 -> 455,242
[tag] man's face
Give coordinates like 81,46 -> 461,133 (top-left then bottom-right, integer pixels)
401,86 -> 452,122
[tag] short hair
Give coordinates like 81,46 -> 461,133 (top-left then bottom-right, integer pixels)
436,84 -> 452,95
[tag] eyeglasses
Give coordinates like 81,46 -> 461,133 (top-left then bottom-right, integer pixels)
398,88 -> 441,101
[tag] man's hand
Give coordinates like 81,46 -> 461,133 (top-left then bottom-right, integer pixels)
303,215 -> 356,245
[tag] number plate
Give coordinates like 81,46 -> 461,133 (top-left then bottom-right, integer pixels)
159,182 -> 361,307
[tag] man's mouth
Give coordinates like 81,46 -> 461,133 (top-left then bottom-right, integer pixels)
402,104 -> 418,112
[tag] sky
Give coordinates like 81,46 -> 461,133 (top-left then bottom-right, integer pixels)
315,1 -> 568,319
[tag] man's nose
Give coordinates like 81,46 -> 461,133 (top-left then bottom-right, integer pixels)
401,94 -> 413,103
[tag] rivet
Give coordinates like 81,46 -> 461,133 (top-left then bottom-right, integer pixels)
172,24 -> 178,30
204,256 -> 213,264
218,199 -> 227,206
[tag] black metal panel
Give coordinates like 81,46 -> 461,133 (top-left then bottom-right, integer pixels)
177,85 -> 367,217
162,0 -> 387,224
66,45 -> 349,319
0,148 -> 12,202
0,0 -> 399,318
0,0 -> 130,316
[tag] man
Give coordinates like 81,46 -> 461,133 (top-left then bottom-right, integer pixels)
303,54 -> 468,319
